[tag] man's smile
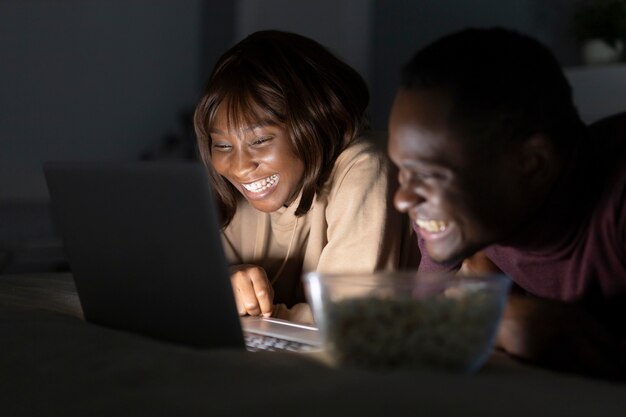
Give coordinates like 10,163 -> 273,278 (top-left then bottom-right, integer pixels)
415,218 -> 449,233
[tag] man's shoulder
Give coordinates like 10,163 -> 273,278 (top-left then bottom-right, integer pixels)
588,112 -> 626,176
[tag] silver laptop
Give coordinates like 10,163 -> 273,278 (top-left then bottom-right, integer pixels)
44,161 -> 320,351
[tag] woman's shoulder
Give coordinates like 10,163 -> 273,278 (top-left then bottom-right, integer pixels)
335,132 -> 389,168
322,133 -> 391,195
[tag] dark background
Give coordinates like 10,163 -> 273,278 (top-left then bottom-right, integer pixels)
0,0 -> 620,272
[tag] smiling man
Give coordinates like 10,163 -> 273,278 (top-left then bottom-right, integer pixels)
389,27 -> 626,379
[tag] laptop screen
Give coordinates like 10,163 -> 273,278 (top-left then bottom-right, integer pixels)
44,162 -> 244,348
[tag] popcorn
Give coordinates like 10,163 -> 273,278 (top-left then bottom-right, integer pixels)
324,285 -> 503,371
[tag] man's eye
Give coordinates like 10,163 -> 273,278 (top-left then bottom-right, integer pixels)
416,172 -> 435,181
400,170 -> 436,185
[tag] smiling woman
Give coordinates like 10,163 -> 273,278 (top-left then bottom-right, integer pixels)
208,105 -> 305,214
194,30 -> 419,323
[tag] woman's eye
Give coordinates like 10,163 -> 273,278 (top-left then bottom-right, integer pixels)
251,136 -> 273,146
211,143 -> 232,152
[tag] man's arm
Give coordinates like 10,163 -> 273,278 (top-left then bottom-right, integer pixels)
495,290 -> 625,380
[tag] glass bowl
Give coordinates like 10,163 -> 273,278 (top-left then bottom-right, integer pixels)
303,270 -> 511,372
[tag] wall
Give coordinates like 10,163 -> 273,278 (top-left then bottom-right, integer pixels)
565,64 -> 626,124
1,0 -> 607,271
234,0 -> 583,130
0,0 -> 235,270
0,0 -> 233,203
370,0 -> 580,129
0,0 -> 584,203
235,0 -> 373,84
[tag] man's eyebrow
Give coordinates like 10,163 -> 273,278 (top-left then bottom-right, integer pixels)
209,119 -> 276,135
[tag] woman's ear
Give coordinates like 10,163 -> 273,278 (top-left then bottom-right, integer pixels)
519,134 -> 559,183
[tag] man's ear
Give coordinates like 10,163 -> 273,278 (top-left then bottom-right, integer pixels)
518,134 -> 559,182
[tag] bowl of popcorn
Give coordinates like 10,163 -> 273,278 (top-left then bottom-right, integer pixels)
303,270 -> 511,372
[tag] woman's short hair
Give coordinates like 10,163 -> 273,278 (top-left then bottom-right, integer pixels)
194,30 -> 370,227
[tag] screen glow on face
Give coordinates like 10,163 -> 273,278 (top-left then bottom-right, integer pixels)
389,89 -> 523,263
210,105 -> 305,213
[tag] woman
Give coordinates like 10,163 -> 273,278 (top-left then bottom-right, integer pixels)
194,30 -> 418,323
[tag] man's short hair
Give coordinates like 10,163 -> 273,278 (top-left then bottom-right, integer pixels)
401,27 -> 585,152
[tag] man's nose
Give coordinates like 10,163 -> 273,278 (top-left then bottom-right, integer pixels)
394,185 -> 426,213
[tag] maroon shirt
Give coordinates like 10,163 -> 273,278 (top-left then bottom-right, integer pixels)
484,150 -> 626,303
418,114 -> 626,330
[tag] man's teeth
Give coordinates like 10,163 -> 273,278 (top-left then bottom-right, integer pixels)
416,219 -> 449,233
242,174 -> 278,192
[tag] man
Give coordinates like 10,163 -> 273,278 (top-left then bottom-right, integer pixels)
388,27 -> 626,378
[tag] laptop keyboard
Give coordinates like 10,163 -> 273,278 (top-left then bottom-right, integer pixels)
244,333 -> 320,353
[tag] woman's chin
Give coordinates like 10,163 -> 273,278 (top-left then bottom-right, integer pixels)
247,198 -> 284,213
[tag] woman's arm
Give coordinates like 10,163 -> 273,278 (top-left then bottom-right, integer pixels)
316,142 -> 411,273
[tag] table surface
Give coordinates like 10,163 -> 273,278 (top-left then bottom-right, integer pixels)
2,272 -> 625,417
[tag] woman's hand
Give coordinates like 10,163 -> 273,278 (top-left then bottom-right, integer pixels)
229,264 -> 274,317
273,303 -> 314,325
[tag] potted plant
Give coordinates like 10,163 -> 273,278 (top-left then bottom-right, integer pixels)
573,0 -> 626,65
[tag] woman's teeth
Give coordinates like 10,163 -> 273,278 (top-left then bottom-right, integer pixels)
242,174 -> 278,193
416,219 -> 449,233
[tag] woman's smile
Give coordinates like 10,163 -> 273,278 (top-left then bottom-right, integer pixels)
210,104 -> 305,213
240,174 -> 280,199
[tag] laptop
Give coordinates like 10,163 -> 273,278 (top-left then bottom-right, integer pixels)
44,161 -> 320,351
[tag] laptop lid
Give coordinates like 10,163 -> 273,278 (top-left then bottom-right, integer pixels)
44,162 -> 244,348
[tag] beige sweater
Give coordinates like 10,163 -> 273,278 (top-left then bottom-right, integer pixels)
221,138 -> 419,318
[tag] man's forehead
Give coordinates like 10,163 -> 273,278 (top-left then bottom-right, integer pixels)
390,90 -> 466,167
391,89 -> 450,126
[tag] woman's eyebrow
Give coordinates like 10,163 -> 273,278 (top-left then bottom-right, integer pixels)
209,119 -> 276,135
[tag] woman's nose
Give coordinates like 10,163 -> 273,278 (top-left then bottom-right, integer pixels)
232,148 -> 258,177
